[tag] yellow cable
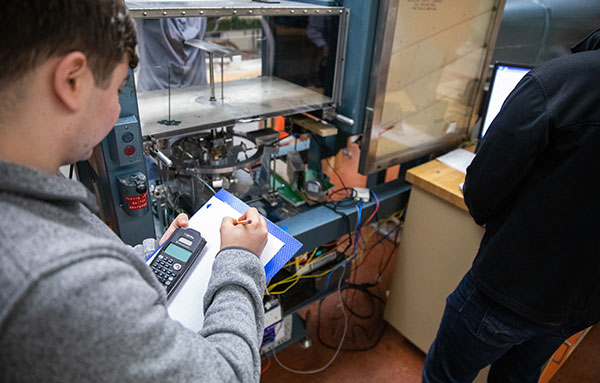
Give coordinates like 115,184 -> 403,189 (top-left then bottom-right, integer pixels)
269,255 -> 353,294
267,248 -> 318,292
269,277 -> 300,295
267,211 -> 405,295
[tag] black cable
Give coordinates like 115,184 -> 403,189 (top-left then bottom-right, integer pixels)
323,155 -> 348,191
342,289 -> 375,320
316,287 -> 388,352
354,236 -> 385,270
314,216 -> 402,353
346,283 -> 386,304
305,131 -> 349,192
303,194 -> 355,256
353,218 -> 397,272
328,187 -> 357,206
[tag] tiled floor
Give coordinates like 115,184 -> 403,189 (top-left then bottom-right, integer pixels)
261,140 -> 425,382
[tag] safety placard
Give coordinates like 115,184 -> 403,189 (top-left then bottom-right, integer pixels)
124,192 -> 148,210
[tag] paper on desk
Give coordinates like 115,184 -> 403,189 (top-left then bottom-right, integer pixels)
147,190 -> 301,333
436,148 -> 475,174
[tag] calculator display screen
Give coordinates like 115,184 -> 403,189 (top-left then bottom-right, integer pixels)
164,243 -> 192,262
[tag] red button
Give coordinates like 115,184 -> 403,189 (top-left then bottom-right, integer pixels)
124,145 -> 136,156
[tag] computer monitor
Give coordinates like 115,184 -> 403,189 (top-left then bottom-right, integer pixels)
480,62 -> 533,139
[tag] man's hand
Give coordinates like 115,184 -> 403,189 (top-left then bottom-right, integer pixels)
220,207 -> 268,257
159,213 -> 189,245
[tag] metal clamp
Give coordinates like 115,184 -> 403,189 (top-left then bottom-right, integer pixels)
146,138 -> 173,167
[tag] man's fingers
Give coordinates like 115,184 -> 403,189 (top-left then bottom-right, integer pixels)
240,207 -> 259,222
175,213 -> 189,227
160,214 -> 190,245
221,216 -> 235,226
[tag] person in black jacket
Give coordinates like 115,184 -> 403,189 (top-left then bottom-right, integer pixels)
423,27 -> 600,383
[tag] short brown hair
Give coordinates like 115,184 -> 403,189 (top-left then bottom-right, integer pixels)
0,0 -> 138,89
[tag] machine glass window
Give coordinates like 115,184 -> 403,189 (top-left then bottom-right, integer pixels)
134,14 -> 343,140
129,6 -> 346,222
360,0 -> 505,173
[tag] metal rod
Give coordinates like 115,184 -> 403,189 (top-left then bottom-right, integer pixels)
168,66 -> 171,120
334,113 -> 355,127
221,56 -> 224,100
208,52 -> 216,101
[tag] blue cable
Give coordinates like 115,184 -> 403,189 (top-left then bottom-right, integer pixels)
371,190 -> 379,209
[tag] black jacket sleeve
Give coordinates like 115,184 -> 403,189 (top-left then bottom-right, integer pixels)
464,74 -> 550,225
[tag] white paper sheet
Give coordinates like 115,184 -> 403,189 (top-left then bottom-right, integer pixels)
436,148 -> 475,174
148,195 -> 284,332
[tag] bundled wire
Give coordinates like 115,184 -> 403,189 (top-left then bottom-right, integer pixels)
316,213 -> 403,352
268,256 -> 350,295
267,248 -> 317,295
272,264 -> 348,374
324,198 -> 363,290
266,149 -> 406,357
267,246 -> 349,295
316,285 -> 388,352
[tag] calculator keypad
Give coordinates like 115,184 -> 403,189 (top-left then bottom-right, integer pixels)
150,255 -> 180,288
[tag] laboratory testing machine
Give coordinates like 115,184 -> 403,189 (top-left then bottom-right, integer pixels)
77,0 -> 506,354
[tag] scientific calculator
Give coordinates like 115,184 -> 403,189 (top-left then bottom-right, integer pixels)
149,227 -> 207,299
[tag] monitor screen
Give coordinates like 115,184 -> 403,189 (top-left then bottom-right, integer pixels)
481,63 -> 532,139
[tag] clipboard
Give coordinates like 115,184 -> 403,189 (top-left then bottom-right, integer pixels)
146,189 -> 302,332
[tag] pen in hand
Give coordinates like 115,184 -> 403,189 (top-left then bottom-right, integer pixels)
234,219 -> 252,226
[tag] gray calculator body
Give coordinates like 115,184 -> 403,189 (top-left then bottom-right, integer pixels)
149,227 -> 207,299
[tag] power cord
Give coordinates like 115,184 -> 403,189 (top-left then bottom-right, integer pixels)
272,264 -> 348,374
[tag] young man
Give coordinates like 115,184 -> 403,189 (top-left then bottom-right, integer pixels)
423,28 -> 600,382
0,1 -> 268,382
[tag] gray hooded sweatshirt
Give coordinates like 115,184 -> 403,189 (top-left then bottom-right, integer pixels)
0,160 -> 265,382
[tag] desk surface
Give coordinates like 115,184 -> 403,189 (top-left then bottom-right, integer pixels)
406,156 -> 469,212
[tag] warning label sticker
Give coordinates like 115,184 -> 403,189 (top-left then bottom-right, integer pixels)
124,192 -> 148,210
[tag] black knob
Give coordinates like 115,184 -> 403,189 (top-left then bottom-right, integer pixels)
136,182 -> 147,194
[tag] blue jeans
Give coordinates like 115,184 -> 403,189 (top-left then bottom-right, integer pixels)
422,270 -> 590,383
